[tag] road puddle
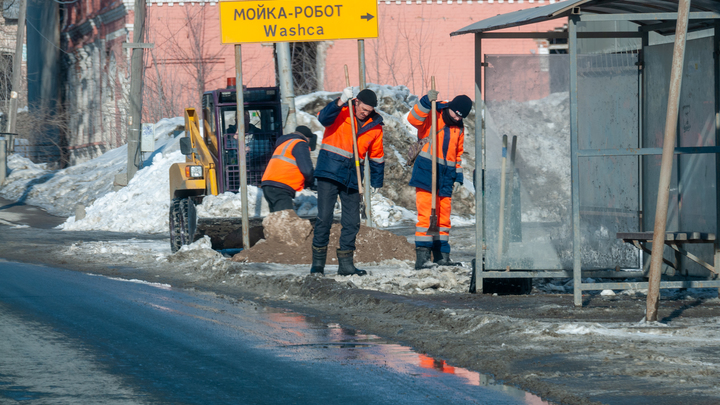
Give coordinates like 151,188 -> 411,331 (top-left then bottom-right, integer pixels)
263,308 -> 552,405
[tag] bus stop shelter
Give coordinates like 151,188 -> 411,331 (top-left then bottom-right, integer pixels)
451,0 -> 720,306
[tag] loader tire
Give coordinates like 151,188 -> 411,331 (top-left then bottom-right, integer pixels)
169,198 -> 197,253
169,198 -> 184,253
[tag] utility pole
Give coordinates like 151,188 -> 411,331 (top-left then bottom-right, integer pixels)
646,0 -> 691,322
5,0 -> 27,152
276,43 -> 297,131
127,0 -> 147,182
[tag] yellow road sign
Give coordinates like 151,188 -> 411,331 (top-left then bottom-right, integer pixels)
219,0 -> 378,44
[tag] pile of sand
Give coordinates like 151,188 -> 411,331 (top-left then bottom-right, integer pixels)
232,210 -> 415,264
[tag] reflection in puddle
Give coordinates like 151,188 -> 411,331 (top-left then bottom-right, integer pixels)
264,308 -> 552,405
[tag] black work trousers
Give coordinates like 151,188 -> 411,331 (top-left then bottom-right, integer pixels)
312,178 -> 360,251
262,185 -> 295,212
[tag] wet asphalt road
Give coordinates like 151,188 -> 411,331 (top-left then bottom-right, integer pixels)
0,196 -> 551,404
0,261 -> 541,404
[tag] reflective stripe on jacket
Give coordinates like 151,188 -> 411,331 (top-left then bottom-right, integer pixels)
261,133 -> 313,194
407,95 -> 464,197
314,98 -> 385,190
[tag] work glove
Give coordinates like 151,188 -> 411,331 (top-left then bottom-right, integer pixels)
340,87 -> 354,104
453,182 -> 462,195
428,89 -> 439,102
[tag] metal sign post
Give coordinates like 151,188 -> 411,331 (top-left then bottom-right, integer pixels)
234,44 -> 250,250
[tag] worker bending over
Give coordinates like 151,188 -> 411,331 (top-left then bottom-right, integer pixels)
408,90 -> 472,269
260,125 -> 316,212
310,88 -> 385,276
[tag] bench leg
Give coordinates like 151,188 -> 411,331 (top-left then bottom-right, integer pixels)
715,241 -> 720,298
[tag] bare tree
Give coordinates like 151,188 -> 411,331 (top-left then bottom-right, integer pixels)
14,98 -> 71,168
152,5 -> 226,114
365,6 -> 437,95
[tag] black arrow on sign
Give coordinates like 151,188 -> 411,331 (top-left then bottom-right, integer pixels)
361,13 -> 374,21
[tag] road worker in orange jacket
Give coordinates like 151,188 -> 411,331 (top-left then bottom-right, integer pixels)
408,91 -> 472,269
260,126 -> 317,212
310,88 -> 385,276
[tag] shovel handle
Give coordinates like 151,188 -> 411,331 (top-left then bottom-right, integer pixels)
344,65 -> 364,196
430,76 -> 437,210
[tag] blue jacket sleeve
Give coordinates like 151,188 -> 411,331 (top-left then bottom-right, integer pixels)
455,171 -> 464,185
419,95 -> 448,111
317,98 -> 343,127
370,161 -> 384,189
292,142 -> 314,187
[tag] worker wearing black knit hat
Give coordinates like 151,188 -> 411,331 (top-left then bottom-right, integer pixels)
408,91 -> 471,269
310,87 -> 385,277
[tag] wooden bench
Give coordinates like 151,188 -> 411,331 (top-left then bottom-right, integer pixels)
617,232 -> 718,276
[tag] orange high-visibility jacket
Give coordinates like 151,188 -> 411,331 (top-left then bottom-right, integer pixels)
314,100 -> 384,190
261,133 -> 313,193
407,95 -> 464,197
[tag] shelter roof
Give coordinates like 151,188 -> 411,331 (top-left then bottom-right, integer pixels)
450,0 -> 720,37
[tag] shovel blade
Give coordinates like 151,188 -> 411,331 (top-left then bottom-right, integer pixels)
426,211 -> 440,236
360,201 -> 367,220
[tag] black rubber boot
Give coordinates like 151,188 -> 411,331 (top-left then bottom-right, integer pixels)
336,249 -> 367,276
310,245 -> 327,275
432,250 -> 462,267
415,247 -> 433,270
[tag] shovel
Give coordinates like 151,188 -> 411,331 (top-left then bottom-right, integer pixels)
426,76 -> 440,236
344,65 -> 367,220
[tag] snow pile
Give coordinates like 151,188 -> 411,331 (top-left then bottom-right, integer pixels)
65,239 -> 168,262
1,117 -> 184,217
60,151 -> 185,233
485,92 -> 570,223
1,87 -> 477,235
335,262 -> 472,295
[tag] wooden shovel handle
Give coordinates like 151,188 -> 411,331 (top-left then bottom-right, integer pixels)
430,76 -> 437,210
344,65 -> 363,196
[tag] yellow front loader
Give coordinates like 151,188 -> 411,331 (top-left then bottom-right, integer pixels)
168,84 -> 283,252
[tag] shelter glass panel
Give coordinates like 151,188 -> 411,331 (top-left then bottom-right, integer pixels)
643,36 -> 717,277
577,53 -> 641,269
484,55 -> 572,270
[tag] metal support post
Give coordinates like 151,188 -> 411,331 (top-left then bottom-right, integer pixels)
0,138 -> 6,185
569,14 -> 583,307
5,0 -> 26,152
276,43 -> 297,131
714,21 -> 720,297
647,0 -> 691,322
358,39 -> 372,226
127,0 -> 146,182
471,33 -> 484,293
235,45 -> 250,250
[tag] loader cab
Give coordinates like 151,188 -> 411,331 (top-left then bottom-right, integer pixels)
202,86 -> 282,192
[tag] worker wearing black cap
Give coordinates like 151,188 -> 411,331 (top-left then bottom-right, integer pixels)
309,87 -> 385,276
408,92 -> 472,269
260,125 -> 317,212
